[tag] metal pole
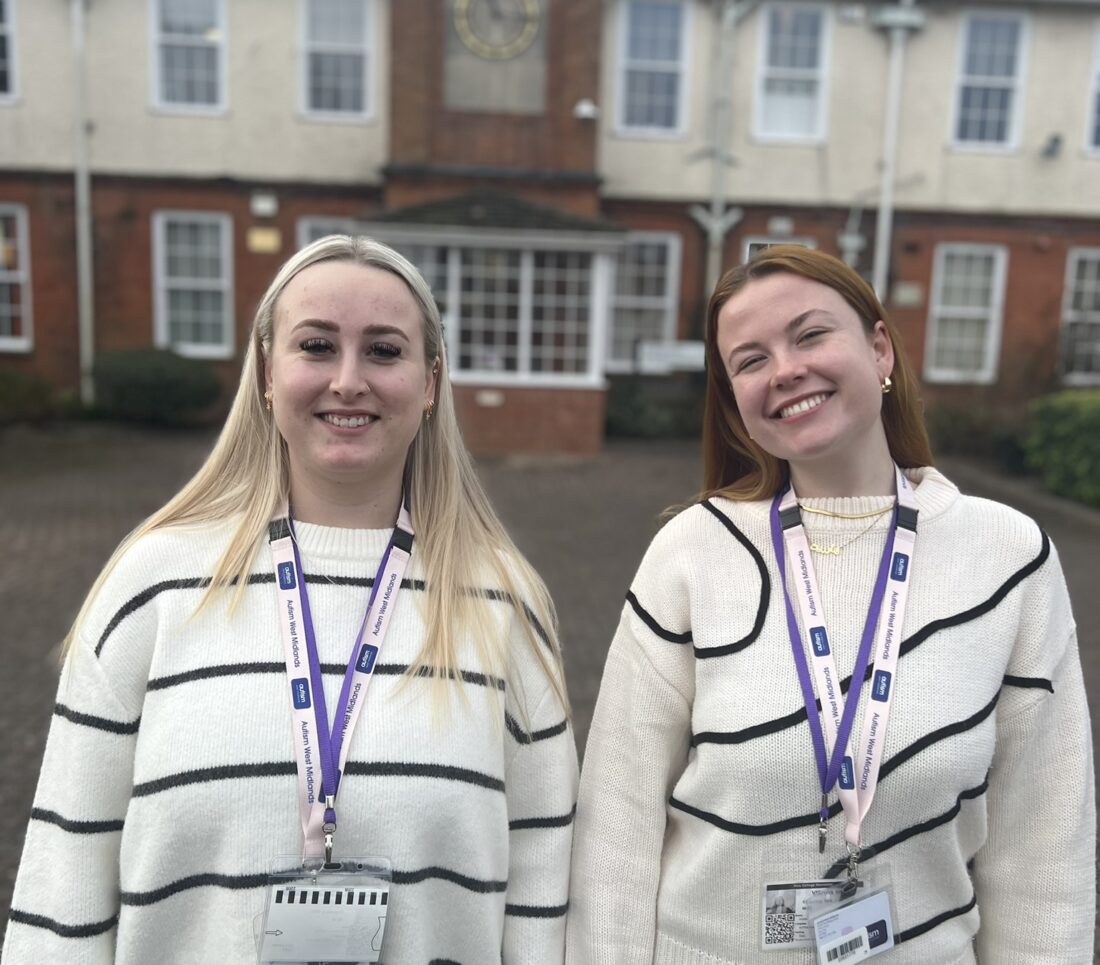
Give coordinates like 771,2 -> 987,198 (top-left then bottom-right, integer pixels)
72,0 -> 96,405
871,0 -> 923,300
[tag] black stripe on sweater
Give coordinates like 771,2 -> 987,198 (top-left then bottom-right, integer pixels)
391,866 -> 507,892
8,909 -> 118,938
121,870 -> 279,905
131,760 -> 505,797
505,901 -> 569,918
821,776 -> 991,877
505,713 -> 569,745
147,660 -> 506,693
1002,674 -> 1054,693
509,804 -> 576,831
895,893 -> 978,945
30,807 -> 124,834
690,533 -> 1052,747
54,702 -> 140,735
625,590 -> 692,644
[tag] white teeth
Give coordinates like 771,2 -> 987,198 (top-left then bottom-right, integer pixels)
778,394 -> 829,419
322,414 -> 373,428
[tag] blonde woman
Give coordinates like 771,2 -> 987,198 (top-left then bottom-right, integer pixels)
4,236 -> 577,964
568,246 -> 1093,963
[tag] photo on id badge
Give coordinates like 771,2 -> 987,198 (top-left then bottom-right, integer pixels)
760,856 -> 895,961
255,856 -> 392,964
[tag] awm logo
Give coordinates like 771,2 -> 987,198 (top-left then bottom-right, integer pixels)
872,670 -> 892,701
356,643 -> 378,674
278,562 -> 297,590
810,627 -> 830,657
291,677 -> 311,709
891,552 -> 909,582
839,756 -> 854,790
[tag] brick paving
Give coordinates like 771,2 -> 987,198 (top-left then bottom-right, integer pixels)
1,422 -> 1097,954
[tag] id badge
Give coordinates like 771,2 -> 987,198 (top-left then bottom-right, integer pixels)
760,878 -> 866,950
254,856 -> 392,965
812,889 -> 895,964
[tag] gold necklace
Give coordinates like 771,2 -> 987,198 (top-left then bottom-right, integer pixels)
806,509 -> 891,556
798,504 -> 893,520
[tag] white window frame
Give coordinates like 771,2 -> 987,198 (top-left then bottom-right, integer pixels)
607,231 -> 682,373
950,9 -> 1028,153
149,0 -> 228,114
752,1 -> 831,144
0,203 -> 33,353
1060,246 -> 1100,386
152,210 -> 235,360
924,243 -> 1007,385
300,0 -> 374,122
1086,22 -> 1100,157
741,235 -> 817,262
614,0 -> 691,139
0,0 -> 19,104
297,217 -> 359,249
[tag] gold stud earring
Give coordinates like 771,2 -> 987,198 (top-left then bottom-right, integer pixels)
881,376 -> 893,395
264,390 -> 273,411
424,400 -> 435,421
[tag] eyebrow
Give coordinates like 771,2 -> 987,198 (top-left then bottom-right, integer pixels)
725,309 -> 832,365
290,319 -> 411,341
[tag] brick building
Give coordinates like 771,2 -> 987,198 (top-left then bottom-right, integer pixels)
1,0 -> 1099,453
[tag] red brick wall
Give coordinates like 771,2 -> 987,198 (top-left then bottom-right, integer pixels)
452,384 -> 606,455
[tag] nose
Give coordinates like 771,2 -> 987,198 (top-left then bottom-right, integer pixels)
770,347 -> 807,388
330,351 -> 370,398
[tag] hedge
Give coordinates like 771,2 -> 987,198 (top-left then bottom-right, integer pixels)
94,348 -> 221,425
1026,389 -> 1100,508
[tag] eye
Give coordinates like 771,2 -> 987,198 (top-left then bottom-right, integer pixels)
734,355 -> 765,375
369,341 -> 402,359
300,337 -> 333,355
798,328 -> 827,343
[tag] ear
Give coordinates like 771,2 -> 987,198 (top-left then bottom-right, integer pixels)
870,320 -> 895,382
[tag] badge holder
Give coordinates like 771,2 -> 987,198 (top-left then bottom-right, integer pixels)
253,855 -> 392,965
809,853 -> 897,965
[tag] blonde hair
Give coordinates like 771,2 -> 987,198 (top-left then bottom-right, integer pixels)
701,244 -> 933,501
64,235 -> 566,716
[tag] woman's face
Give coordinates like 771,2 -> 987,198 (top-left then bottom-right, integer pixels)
265,260 -> 437,506
716,272 -> 894,486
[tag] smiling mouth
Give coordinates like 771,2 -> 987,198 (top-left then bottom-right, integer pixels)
775,393 -> 831,420
319,413 -> 377,428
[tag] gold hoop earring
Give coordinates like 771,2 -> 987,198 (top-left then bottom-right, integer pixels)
264,390 -> 273,411
881,376 -> 893,395
424,400 -> 435,421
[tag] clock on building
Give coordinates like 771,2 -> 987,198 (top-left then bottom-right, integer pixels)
453,0 -> 542,61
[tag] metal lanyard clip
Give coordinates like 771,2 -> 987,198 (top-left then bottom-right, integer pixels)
818,794 -> 829,854
322,796 -> 337,864
841,842 -> 862,899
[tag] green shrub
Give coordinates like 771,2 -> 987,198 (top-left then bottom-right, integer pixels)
0,369 -> 54,425
605,375 -> 702,439
1026,390 -> 1100,508
925,401 -> 1031,475
94,348 -> 221,425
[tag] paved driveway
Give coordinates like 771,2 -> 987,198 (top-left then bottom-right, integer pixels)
1,422 -> 1097,953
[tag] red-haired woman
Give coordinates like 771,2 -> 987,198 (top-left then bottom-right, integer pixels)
568,246 -> 1093,964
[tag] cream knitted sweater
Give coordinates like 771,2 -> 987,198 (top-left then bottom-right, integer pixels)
4,519 -> 577,965
567,469 -> 1094,965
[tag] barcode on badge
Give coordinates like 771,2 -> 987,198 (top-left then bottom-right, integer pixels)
826,933 -> 865,962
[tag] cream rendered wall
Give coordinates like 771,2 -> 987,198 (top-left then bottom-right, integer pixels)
0,1 -> 77,170
599,1 -> 1100,217
0,0 -> 389,184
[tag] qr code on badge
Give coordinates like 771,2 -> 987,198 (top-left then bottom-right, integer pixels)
764,912 -> 796,945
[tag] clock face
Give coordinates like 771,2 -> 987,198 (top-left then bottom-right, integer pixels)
454,0 -> 542,61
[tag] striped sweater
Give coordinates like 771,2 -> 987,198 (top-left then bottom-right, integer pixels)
567,468 -> 1095,964
3,519 -> 577,965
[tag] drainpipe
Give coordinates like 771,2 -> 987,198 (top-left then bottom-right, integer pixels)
690,0 -> 760,296
870,0 -> 925,300
72,0 -> 96,405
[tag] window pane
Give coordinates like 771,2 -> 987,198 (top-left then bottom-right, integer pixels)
941,253 -> 994,308
934,316 -> 988,373
965,18 -> 1019,79
768,8 -> 821,70
0,281 -> 21,337
956,85 -> 1011,143
0,35 -> 9,95
1072,256 -> 1100,314
161,0 -> 218,36
531,251 -> 591,374
627,2 -> 681,63
625,69 -> 679,128
1093,89 -> 1100,150
761,77 -> 818,136
393,244 -> 449,316
309,51 -> 365,112
0,214 -> 20,270
458,249 -> 521,372
309,0 -> 366,45
162,43 -> 219,105
1064,322 -> 1100,375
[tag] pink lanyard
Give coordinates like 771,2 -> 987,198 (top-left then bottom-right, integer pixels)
771,466 -> 918,871
268,501 -> 414,863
